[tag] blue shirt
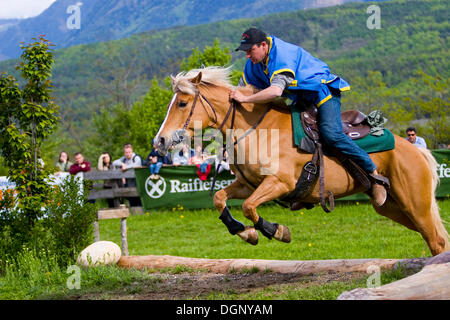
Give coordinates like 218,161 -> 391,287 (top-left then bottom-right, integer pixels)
242,35 -> 350,106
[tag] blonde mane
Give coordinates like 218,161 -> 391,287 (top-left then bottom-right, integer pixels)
172,66 -> 234,95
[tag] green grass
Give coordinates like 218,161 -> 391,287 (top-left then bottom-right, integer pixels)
97,199 -> 450,260
1,199 -> 448,300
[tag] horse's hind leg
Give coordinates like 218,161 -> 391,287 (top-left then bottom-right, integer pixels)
377,180 -> 448,256
241,176 -> 292,243
370,196 -> 418,232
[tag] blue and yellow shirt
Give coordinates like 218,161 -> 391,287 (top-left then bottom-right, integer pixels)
242,36 -> 350,106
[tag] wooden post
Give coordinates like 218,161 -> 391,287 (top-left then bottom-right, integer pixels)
95,204 -> 130,256
93,221 -> 100,242
121,217 -> 128,256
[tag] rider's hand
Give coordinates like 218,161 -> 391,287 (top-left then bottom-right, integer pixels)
229,89 -> 246,103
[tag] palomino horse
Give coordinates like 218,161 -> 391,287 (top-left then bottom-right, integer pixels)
154,66 -> 449,256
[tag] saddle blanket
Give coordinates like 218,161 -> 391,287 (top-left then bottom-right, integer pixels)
290,106 -> 395,154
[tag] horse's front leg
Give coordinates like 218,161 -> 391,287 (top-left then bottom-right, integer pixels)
242,176 -> 292,243
213,180 -> 259,245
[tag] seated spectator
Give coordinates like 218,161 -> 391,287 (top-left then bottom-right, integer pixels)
172,144 -> 193,166
215,150 -> 234,175
188,145 -> 205,165
145,142 -> 172,179
189,145 -> 215,181
69,152 -> 91,175
55,151 -> 72,174
405,127 -> 427,149
112,143 -> 143,207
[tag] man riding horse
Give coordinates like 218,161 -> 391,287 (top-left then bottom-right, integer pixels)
230,27 -> 388,208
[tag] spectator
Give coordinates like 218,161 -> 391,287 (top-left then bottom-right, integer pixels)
69,152 -> 91,175
112,143 -> 143,207
145,142 -> 172,179
172,144 -> 193,166
188,145 -> 205,165
112,143 -> 143,171
215,150 -> 234,175
405,127 -> 427,149
97,152 -> 116,208
98,152 -> 113,171
55,151 -> 72,174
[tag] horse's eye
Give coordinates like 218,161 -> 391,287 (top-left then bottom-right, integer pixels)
178,101 -> 188,108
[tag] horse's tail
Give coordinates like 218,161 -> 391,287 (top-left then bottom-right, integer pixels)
417,147 -> 449,251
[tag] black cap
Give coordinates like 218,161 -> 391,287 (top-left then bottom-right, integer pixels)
235,28 -> 267,51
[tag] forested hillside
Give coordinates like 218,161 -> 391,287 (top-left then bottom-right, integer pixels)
0,0 -> 448,163
0,0 -> 378,61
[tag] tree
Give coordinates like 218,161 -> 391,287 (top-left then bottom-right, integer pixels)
0,36 -> 59,236
405,70 -> 449,148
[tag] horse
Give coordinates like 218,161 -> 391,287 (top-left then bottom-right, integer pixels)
154,66 -> 449,256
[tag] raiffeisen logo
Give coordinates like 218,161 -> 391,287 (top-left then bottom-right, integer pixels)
170,177 -> 235,193
145,176 -> 167,199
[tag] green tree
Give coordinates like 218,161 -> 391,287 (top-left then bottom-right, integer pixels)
180,38 -> 242,85
0,36 -> 59,229
405,70 -> 449,148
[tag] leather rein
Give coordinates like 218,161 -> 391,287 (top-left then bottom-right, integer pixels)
180,87 -> 287,207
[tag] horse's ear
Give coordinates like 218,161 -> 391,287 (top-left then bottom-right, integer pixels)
170,75 -> 176,86
190,72 -> 202,84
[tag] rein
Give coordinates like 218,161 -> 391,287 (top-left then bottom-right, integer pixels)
179,86 -> 287,208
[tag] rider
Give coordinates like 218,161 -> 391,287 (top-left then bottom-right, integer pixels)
229,27 -> 388,207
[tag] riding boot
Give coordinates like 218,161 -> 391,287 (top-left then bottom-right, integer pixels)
368,173 -> 390,206
371,183 -> 387,206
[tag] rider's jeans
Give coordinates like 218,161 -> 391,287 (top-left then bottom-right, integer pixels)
318,95 -> 377,173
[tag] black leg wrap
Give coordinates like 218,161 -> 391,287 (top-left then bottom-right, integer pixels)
254,217 -> 278,240
219,207 -> 245,235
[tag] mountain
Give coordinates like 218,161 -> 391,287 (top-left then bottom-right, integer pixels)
0,0 -> 385,61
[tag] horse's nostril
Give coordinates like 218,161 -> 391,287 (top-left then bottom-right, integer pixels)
159,137 -> 166,147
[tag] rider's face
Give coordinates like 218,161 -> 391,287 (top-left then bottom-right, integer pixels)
245,42 -> 267,64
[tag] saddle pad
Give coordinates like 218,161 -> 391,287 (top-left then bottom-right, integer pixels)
290,106 -> 395,154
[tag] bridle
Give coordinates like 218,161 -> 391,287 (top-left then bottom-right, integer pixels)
175,85 -> 290,207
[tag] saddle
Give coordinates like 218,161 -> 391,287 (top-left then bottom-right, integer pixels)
283,104 -> 374,213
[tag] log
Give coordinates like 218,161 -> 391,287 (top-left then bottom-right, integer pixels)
117,255 -> 407,275
337,262 -> 450,300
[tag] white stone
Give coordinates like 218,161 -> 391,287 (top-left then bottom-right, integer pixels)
77,241 -> 122,267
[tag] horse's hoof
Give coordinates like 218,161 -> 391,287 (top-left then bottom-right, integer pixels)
237,226 -> 258,245
274,225 -> 291,243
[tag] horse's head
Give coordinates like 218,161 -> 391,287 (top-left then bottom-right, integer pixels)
154,66 -> 233,155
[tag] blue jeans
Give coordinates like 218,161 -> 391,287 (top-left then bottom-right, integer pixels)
149,162 -> 163,174
318,95 -> 376,173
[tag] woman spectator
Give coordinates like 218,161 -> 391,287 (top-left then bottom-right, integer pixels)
55,151 -> 72,174
97,152 -> 115,208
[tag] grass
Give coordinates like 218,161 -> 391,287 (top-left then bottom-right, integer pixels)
0,199 -> 448,300
97,199 -> 450,260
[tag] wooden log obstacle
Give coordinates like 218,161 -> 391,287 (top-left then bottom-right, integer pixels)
117,252 -> 450,299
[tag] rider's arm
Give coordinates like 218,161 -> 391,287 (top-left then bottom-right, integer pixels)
231,72 -> 294,103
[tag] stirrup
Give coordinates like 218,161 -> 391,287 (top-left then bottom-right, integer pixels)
368,173 -> 390,190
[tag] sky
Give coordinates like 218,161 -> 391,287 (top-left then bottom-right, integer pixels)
0,0 -> 56,19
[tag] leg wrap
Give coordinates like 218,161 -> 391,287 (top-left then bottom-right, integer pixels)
219,207 -> 245,235
254,217 -> 278,239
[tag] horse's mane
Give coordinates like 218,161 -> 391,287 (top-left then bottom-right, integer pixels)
172,66 -> 234,95
171,65 -> 290,112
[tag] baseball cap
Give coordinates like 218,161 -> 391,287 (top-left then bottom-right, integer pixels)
235,28 -> 267,51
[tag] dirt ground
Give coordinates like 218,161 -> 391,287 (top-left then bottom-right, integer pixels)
70,270 -> 365,300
